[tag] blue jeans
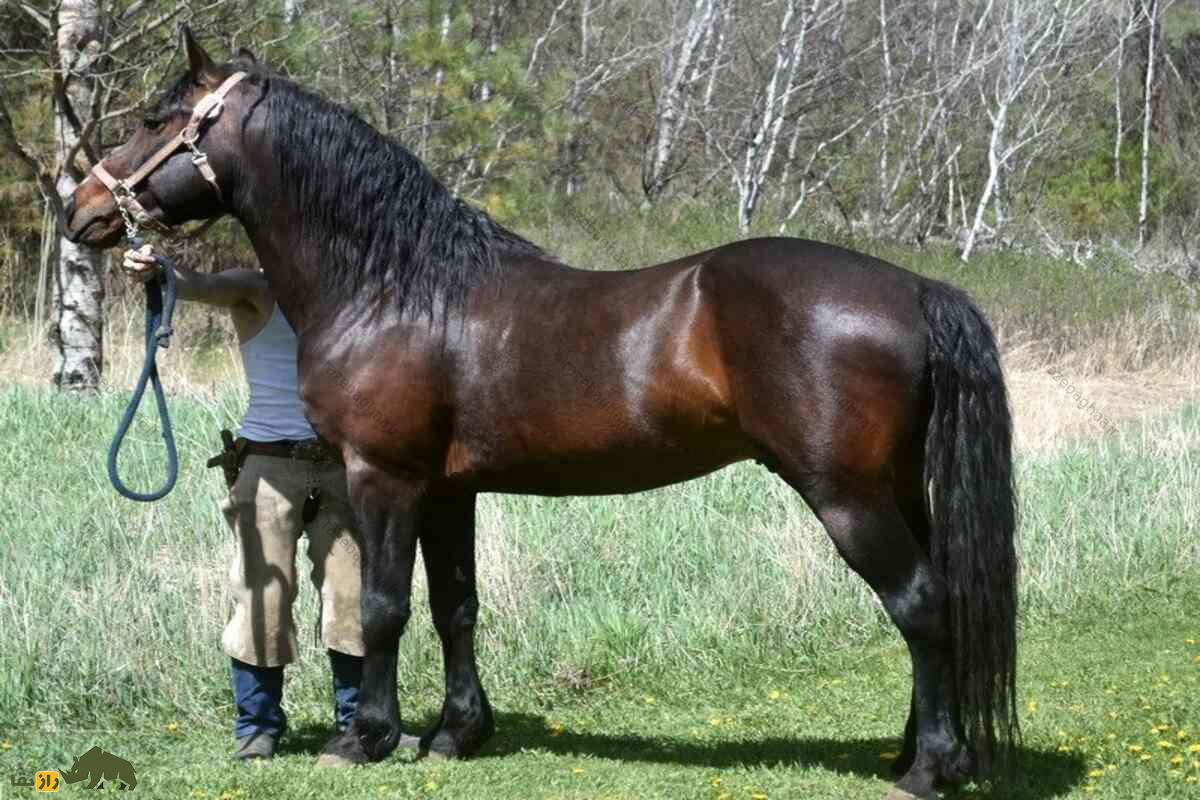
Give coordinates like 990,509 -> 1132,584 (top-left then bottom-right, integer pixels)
230,651 -> 362,738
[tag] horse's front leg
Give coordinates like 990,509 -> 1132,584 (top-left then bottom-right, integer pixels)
418,490 -> 494,758
319,461 -> 423,765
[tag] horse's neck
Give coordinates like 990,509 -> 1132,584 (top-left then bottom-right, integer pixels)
237,210 -> 322,334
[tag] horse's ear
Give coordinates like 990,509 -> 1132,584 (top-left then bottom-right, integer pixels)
182,25 -> 218,86
233,47 -> 257,67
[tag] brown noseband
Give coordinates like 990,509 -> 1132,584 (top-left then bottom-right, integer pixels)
89,71 -> 248,238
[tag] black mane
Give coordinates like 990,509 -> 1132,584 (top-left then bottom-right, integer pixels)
240,67 -> 549,315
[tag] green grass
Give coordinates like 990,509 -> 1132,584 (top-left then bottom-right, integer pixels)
1,603 -> 1197,799
0,386 -> 1197,799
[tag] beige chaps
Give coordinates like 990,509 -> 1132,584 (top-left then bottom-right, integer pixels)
220,454 -> 364,667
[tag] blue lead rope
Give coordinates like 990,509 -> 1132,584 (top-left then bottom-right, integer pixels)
107,237 -> 180,501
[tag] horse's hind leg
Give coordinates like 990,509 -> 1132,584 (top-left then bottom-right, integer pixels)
417,490 -> 494,758
789,475 -> 971,800
891,473 -> 936,779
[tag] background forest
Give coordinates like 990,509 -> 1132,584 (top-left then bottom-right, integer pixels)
2,0 -> 1200,390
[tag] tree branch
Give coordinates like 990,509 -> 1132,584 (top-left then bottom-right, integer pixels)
0,90 -> 64,223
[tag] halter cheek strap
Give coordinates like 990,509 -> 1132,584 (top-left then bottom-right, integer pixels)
90,71 -> 248,238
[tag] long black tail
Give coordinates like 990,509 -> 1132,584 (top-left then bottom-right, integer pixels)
919,280 -> 1019,777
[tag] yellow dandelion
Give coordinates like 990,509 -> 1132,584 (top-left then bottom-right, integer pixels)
0,740 -> 11,750
1187,639 -> 1197,645
1088,768 -> 1105,778
879,750 -> 900,761
643,695 -> 656,705
750,794 -> 768,800
1057,744 -> 1072,753
1156,724 -> 1172,732
1129,745 -> 1144,753
768,690 -> 781,701
1158,740 -> 1174,749
1140,754 -> 1153,762
711,777 -> 722,787
1170,755 -> 1185,766
572,768 -> 584,776
718,794 -> 732,800
1194,654 -> 1200,664
1190,744 -> 1200,753
1179,730 -> 1190,740
1027,700 -> 1038,714
166,722 -> 179,733
709,717 -> 723,727
548,722 -> 565,737
1109,712 -> 1119,720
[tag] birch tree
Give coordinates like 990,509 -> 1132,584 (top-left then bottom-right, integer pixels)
51,0 -> 106,392
1137,0 -> 1169,247
729,0 -> 844,233
960,0 -> 1093,262
641,0 -> 719,202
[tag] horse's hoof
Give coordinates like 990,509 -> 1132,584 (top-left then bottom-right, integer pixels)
397,734 -> 423,750
884,789 -> 936,800
416,748 -> 450,762
316,753 -> 357,768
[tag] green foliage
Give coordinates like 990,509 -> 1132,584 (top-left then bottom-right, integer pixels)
1040,126 -> 1200,240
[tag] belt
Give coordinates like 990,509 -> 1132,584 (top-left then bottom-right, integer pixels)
240,437 -> 342,464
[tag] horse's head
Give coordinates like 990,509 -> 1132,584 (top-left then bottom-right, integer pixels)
65,26 -> 257,248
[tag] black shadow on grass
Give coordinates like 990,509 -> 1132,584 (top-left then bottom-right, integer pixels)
279,714 -> 1086,799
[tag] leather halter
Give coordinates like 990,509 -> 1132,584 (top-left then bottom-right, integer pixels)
90,71 -> 248,238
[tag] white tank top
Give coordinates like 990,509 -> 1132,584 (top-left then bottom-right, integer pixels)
237,304 -> 317,442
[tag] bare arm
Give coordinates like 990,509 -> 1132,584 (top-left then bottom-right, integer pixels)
123,245 -> 272,315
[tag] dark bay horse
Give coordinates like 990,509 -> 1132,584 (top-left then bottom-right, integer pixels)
65,30 -> 1017,800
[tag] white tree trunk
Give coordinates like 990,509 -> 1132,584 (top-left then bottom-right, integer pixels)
961,102 -> 1007,262
1137,0 -> 1158,248
1114,0 -> 1130,181
642,0 -> 716,202
736,0 -> 825,233
52,0 -> 105,393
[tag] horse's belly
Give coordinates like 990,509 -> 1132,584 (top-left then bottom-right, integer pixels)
446,435 -> 752,496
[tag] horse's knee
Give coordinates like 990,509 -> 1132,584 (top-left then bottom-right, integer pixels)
362,590 -> 411,645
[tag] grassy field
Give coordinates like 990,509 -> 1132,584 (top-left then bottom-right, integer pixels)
0,388 -> 1197,799
1,212 -> 1198,798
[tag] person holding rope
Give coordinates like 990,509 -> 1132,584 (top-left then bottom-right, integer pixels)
122,244 -> 364,761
